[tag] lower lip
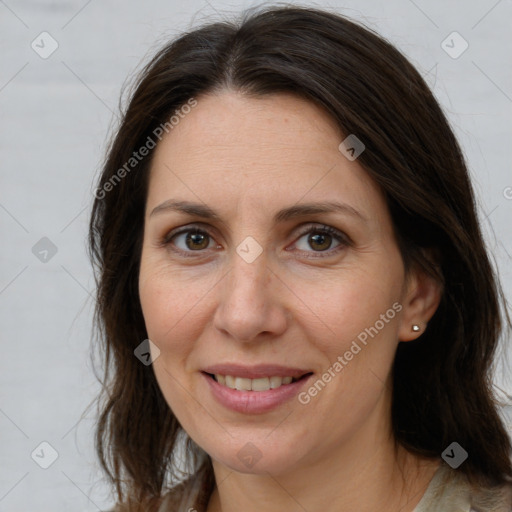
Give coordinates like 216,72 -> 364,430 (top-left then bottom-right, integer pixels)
202,372 -> 313,414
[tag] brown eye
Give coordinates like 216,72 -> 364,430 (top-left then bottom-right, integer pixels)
166,228 -> 215,253
293,225 -> 349,255
184,230 -> 210,250
307,232 -> 333,251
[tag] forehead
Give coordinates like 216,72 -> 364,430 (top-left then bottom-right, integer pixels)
153,91 -> 343,164
146,91 -> 383,221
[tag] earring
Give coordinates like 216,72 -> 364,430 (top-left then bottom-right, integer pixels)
412,324 -> 421,332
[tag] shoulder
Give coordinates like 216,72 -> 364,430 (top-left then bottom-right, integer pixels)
157,466 -> 214,512
100,481 -> 196,512
101,479 -> 202,512
103,458 -> 215,512
415,464 -> 512,512
100,478 -> 199,512
103,462 -> 213,512
469,478 -> 512,512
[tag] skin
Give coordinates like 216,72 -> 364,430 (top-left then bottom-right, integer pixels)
138,91 -> 443,512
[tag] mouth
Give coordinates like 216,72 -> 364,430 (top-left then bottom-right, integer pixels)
203,372 -> 313,392
200,364 -> 314,413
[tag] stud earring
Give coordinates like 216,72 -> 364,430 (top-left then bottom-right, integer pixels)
412,324 -> 421,332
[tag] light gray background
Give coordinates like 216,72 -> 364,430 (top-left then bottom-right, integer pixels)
1,0 -> 511,510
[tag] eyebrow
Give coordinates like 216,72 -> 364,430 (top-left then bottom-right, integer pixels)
150,199 -> 367,223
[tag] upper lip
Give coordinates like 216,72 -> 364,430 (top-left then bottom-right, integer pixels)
202,364 -> 312,379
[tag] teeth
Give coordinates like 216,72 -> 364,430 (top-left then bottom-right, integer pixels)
252,377 -> 270,391
214,374 -> 297,391
235,377 -> 252,391
270,376 -> 282,389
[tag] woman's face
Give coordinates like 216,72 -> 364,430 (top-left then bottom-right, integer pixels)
139,91 -> 431,475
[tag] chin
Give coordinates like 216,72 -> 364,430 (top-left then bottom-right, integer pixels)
204,437 -> 307,476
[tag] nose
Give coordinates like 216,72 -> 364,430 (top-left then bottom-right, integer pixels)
212,247 -> 289,343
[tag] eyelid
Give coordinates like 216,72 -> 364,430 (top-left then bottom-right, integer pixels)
293,223 -> 352,246
160,223 -> 220,258
162,222 -> 218,245
161,222 -> 351,257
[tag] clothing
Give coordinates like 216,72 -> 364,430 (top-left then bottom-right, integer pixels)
412,463 -> 512,512
108,462 -> 512,511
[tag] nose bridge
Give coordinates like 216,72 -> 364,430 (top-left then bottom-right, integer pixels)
213,240 -> 287,342
227,218 -> 270,296
226,242 -> 270,310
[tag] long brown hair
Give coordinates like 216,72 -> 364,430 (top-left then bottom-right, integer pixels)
88,5 -> 512,510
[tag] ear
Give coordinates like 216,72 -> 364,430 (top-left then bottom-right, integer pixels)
398,260 -> 443,342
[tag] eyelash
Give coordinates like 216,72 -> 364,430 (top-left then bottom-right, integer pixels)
160,223 -> 351,259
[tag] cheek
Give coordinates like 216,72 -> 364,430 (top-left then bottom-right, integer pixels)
139,261 -> 210,343
294,272 -> 402,440
138,267 -> 208,418
296,264 -> 403,356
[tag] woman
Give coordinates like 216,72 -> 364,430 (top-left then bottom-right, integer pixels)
89,5 -> 512,511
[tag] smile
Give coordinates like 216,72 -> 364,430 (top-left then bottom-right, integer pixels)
209,374 -> 306,391
202,370 -> 314,414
